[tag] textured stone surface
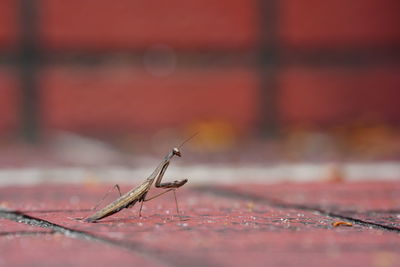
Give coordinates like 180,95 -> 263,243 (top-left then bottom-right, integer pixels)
1,182 -> 400,267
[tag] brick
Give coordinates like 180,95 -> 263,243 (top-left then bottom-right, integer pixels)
227,181 -> 400,231
231,181 -> 400,212
280,0 -> 400,47
40,65 -> 259,133
39,0 -> 258,50
0,0 -> 18,50
0,235 -> 158,267
279,66 -> 400,125
0,69 -> 19,133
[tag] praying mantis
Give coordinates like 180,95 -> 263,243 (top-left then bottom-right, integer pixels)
84,135 -> 196,222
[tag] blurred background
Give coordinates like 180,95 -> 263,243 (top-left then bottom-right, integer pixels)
0,0 -> 400,183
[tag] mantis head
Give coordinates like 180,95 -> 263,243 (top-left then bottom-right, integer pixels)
172,147 -> 182,157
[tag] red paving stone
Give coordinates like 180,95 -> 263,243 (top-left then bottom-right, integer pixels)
0,235 -> 159,267
1,181 -> 400,267
230,181 -> 400,211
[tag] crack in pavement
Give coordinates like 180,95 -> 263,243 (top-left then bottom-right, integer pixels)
17,209 -> 92,214
194,186 -> 400,234
0,208 -> 217,267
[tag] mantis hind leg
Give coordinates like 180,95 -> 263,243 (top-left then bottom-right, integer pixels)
92,184 -> 122,211
138,192 -> 148,217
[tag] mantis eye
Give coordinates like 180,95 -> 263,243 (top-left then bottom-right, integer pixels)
172,147 -> 181,157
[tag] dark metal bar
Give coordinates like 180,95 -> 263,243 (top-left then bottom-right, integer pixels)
282,47 -> 400,67
257,0 -> 280,137
2,47 -> 398,68
19,0 -> 40,143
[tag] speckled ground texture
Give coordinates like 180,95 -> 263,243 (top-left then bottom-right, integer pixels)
1,180 -> 399,267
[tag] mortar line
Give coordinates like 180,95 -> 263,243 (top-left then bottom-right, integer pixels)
195,186 -> 400,233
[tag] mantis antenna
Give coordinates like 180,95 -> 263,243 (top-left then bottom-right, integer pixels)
178,132 -> 199,149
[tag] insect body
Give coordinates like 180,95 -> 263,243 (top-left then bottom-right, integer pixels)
85,147 -> 187,222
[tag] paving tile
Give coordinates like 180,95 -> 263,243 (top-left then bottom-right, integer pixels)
339,211 -> 400,230
0,234 -> 160,267
1,182 -> 400,266
228,181 -> 400,211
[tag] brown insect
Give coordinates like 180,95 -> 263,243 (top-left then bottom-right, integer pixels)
332,221 -> 353,227
84,134 -> 197,223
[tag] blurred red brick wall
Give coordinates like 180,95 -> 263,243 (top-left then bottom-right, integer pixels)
40,66 -> 259,133
280,0 -> 400,48
39,0 -> 258,50
279,0 -> 400,126
0,0 -> 19,132
279,67 -> 400,125
0,0 -> 399,136
0,69 -> 19,133
0,0 -> 18,51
